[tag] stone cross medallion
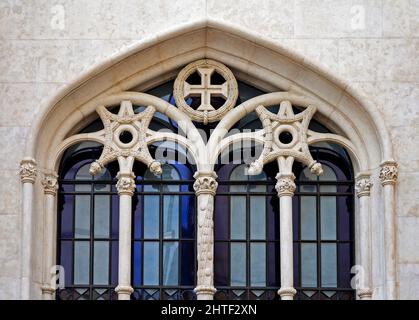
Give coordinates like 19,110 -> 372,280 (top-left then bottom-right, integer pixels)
174,59 -> 238,124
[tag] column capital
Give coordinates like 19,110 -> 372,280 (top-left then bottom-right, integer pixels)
379,160 -> 398,186
116,172 -> 136,196
193,171 -> 218,196
19,158 -> 37,184
275,173 -> 296,197
355,173 -> 373,198
42,173 -> 59,196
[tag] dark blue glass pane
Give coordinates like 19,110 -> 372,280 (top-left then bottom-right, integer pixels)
61,195 -> 74,239
267,242 -> 281,287
111,195 -> 119,238
338,196 -> 352,241
133,241 -> 142,286
214,242 -> 228,286
111,241 -> 118,285
60,240 -> 72,285
181,195 -> 195,239
267,195 -> 280,241
61,184 -> 74,192
293,243 -> 300,287
214,196 -> 229,241
133,195 -> 142,239
338,243 -> 351,288
292,196 -> 299,242
181,242 -> 195,286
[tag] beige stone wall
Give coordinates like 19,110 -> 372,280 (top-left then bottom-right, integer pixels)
0,0 -> 418,299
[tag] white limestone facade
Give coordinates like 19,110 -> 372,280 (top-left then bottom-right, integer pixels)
0,0 -> 418,300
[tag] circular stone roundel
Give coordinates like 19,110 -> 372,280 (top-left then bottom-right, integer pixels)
173,59 -> 238,124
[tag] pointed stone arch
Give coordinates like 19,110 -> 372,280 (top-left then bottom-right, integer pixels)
20,18 -> 398,300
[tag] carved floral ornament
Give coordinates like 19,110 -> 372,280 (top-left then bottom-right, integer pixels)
51,59 -> 383,194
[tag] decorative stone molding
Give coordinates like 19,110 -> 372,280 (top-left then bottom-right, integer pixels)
89,100 -> 162,177
193,172 -> 218,196
174,59 -> 238,124
275,173 -> 296,197
355,174 -> 373,198
379,161 -> 398,186
115,285 -> 134,296
116,173 -> 136,196
19,158 -> 37,184
249,100 -> 323,176
42,173 -> 59,196
40,284 -> 56,295
277,287 -> 297,299
358,288 -> 373,300
194,285 -> 217,297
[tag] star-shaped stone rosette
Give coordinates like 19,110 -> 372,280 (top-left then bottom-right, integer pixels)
89,100 -> 162,176
248,100 -> 324,176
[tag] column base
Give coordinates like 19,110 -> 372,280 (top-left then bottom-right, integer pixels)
278,287 -> 297,300
194,285 -> 216,300
358,288 -> 373,300
115,285 -> 134,300
41,284 -> 55,300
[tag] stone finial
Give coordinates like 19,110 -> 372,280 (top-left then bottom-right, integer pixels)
379,161 -> 398,186
42,173 -> 59,196
116,172 -> 136,196
275,173 -> 296,197
355,173 -> 373,198
19,158 -> 37,184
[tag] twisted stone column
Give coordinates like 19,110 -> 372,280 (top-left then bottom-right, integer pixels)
40,173 -> 59,300
355,173 -> 373,300
379,161 -> 398,300
115,172 -> 136,300
193,171 -> 218,300
19,158 -> 37,300
276,173 -> 297,300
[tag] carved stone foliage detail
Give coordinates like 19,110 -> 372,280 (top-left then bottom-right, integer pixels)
174,59 -> 238,124
193,176 -> 218,196
249,100 -> 323,176
19,158 -> 37,183
116,174 -> 136,196
355,175 -> 373,197
42,173 -> 59,196
275,173 -> 296,197
89,100 -> 162,177
379,161 -> 398,186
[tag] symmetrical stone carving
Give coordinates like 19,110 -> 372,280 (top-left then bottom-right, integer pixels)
380,161 -> 398,186
355,174 -> 373,198
278,287 -> 297,299
89,100 -> 162,176
19,158 -> 37,184
174,59 -> 238,124
116,173 -> 136,196
249,100 -> 323,176
42,173 -> 59,196
275,173 -> 296,197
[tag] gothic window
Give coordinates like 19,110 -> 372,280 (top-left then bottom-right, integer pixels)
57,143 -> 120,300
